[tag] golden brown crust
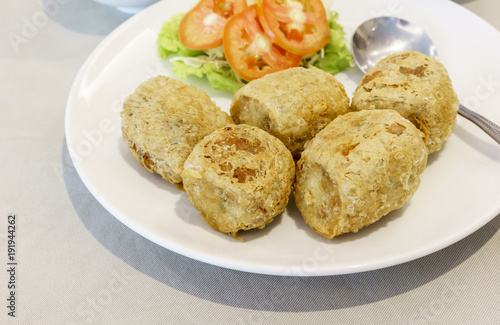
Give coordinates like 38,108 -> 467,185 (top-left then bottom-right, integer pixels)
230,67 -> 351,157
182,124 -> 295,237
294,110 -> 428,239
121,76 -> 233,183
351,51 -> 459,153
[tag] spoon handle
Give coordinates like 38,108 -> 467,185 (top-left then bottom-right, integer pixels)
458,104 -> 500,145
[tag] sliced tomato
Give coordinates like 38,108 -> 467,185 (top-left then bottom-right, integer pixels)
257,0 -> 330,56
179,0 -> 247,50
223,5 -> 302,81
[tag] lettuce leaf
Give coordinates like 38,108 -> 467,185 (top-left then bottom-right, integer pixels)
171,61 -> 244,94
311,11 -> 353,74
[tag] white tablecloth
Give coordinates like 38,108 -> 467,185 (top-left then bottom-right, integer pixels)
1,0 -> 499,323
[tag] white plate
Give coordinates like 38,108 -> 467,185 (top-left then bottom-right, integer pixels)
65,0 -> 500,276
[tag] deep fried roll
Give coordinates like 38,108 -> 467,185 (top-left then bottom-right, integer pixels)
182,124 -> 295,238
294,110 -> 428,238
121,76 -> 233,183
230,67 -> 350,157
351,51 -> 459,153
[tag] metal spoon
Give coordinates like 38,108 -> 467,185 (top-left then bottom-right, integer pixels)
352,16 -> 500,145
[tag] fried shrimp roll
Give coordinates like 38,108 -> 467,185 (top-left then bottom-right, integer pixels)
121,76 -> 233,183
230,67 -> 350,158
351,51 -> 459,153
294,110 -> 428,239
182,124 -> 295,238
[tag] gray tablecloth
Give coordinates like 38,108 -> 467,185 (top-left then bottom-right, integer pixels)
2,0 -> 499,324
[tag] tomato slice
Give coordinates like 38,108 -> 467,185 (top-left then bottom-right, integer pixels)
179,0 -> 247,50
223,5 -> 302,81
257,0 -> 330,56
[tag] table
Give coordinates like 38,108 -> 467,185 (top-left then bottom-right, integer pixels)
1,0 -> 499,323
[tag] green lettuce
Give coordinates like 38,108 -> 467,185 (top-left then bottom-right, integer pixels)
157,11 -> 352,93
309,11 -> 353,74
171,61 -> 244,94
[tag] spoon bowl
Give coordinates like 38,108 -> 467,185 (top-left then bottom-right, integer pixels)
351,16 -> 500,145
352,17 -> 438,74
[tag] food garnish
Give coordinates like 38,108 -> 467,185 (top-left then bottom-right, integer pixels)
157,0 -> 352,92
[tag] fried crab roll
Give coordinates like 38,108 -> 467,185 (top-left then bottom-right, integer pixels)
121,76 -> 233,183
182,124 -> 295,238
230,67 -> 350,158
351,50 -> 459,153
294,110 -> 428,239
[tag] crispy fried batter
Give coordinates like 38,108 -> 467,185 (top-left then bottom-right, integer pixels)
230,67 -> 351,157
294,110 -> 428,239
121,76 -> 233,183
351,51 -> 459,153
182,124 -> 295,238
